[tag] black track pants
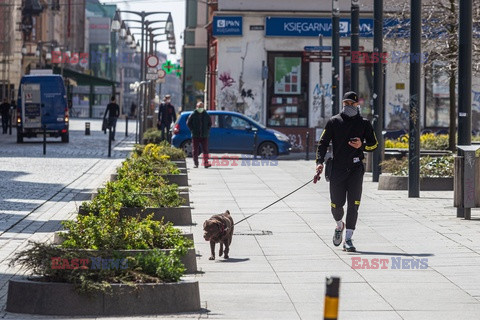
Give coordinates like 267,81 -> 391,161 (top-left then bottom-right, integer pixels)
329,164 -> 364,230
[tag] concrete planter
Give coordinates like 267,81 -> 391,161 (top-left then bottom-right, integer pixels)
163,174 -> 189,186
172,160 -> 187,168
51,235 -> 197,274
110,171 -> 188,184
78,206 -> 192,225
6,279 -> 200,316
378,174 -> 453,191
89,190 -> 189,203
118,207 -> 193,225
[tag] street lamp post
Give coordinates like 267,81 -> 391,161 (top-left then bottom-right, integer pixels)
112,10 -> 174,142
331,0 -> 340,116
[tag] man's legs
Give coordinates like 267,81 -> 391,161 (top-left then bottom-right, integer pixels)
192,137 -> 200,167
160,123 -> 167,141
200,137 -> 211,167
2,116 -> 7,133
345,165 -> 365,241
330,176 -> 347,246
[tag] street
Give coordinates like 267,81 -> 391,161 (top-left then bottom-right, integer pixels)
1,120 -> 480,319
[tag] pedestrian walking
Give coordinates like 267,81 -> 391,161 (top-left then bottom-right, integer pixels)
187,102 -> 212,168
157,94 -> 176,142
315,91 -> 378,252
130,102 -> 137,118
0,99 -> 10,134
103,96 -> 120,141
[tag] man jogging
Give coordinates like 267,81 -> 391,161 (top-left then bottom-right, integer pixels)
315,91 -> 378,252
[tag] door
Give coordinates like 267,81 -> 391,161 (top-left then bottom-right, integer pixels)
219,114 -> 255,153
206,114 -> 222,152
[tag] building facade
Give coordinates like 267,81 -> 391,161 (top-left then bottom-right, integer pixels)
207,0 -> 480,151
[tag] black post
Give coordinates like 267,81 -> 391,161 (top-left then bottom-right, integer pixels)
319,35 -> 325,119
332,0 -> 340,116
253,130 -> 258,159
108,126 -> 112,158
350,0 -> 360,93
323,276 -> 340,320
408,0 -> 421,197
125,115 -> 128,137
8,108 -> 12,135
43,125 -> 46,155
457,0 -> 473,217
305,131 -> 310,161
372,0 -> 384,182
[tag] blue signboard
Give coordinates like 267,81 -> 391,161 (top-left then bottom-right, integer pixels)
265,17 -> 374,37
213,16 -> 243,36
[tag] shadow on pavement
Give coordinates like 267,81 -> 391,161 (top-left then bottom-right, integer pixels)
354,251 -> 434,257
217,258 -> 250,263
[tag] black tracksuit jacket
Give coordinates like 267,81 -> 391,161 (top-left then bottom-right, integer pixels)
316,113 -> 378,168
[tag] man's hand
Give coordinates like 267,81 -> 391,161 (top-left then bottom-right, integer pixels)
348,137 -> 362,149
316,164 -> 324,174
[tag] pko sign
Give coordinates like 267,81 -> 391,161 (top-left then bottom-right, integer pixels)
213,16 -> 243,36
265,17 -> 375,37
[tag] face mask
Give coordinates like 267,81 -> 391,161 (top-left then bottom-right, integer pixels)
197,108 -> 204,113
342,104 -> 358,117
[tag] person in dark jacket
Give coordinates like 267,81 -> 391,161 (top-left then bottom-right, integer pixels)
315,91 -> 378,252
157,94 -> 176,142
104,96 -> 120,140
187,102 -> 212,168
0,99 -> 10,134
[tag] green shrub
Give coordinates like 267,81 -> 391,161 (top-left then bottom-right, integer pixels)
380,155 -> 454,177
11,243 -> 186,293
62,208 -> 192,251
143,128 -> 163,144
135,142 -> 186,160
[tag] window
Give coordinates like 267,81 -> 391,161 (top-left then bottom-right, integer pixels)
267,52 -> 309,127
210,114 -> 220,128
425,62 -> 450,128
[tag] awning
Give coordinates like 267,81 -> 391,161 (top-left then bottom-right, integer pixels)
53,67 -> 118,87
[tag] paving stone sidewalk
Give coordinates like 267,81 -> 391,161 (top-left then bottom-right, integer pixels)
187,158 -> 480,320
2,130 -> 480,319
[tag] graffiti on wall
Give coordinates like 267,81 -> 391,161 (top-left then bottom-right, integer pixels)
219,72 -> 235,90
386,93 -> 409,130
288,134 -> 304,151
473,89 -> 480,132
311,83 -> 332,127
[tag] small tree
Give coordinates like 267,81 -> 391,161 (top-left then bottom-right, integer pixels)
384,0 -> 480,150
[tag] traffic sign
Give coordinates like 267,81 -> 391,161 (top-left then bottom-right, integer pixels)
303,51 -> 331,57
304,46 -> 332,51
146,55 -> 159,68
146,73 -> 158,80
157,69 -> 166,79
303,57 -> 332,63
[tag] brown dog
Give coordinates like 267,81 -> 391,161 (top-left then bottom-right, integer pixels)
203,210 -> 234,260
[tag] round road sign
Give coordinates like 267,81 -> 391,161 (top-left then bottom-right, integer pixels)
146,55 -> 159,68
157,69 -> 166,79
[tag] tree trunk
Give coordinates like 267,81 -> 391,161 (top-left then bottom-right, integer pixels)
449,72 -> 456,151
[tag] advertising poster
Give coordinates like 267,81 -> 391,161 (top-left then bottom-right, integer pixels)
22,83 -> 42,128
274,57 -> 301,94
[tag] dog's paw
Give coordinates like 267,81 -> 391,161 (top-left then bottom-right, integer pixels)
224,254 -> 229,259
209,256 -> 215,260
219,250 -> 223,257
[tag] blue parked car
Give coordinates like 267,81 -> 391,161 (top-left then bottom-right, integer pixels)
172,111 -> 291,157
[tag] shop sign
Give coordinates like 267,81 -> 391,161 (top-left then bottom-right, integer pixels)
213,16 -> 243,36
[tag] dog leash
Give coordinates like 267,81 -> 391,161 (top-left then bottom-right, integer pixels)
234,171 -> 321,226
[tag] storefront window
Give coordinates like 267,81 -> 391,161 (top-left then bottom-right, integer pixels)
425,62 -> 450,128
267,52 -> 309,127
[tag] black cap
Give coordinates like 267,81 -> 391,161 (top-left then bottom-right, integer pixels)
343,91 -> 359,103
